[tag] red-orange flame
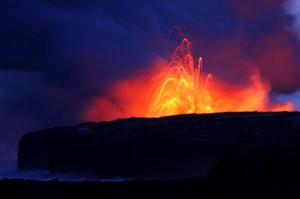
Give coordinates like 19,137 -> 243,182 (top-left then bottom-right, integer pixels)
83,38 -> 294,121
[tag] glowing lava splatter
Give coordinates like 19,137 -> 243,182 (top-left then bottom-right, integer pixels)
146,38 -> 213,117
84,38 -> 294,121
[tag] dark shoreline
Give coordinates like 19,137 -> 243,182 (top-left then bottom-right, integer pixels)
1,176 -> 300,199
11,112 -> 300,198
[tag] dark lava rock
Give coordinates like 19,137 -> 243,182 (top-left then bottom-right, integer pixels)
18,112 -> 300,179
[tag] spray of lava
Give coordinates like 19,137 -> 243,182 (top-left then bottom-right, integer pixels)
84,38 -> 294,121
146,38 -> 213,117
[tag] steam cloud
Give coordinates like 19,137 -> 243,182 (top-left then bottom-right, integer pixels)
0,0 -> 299,161
286,0 -> 300,37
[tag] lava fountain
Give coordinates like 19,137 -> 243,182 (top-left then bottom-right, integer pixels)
84,38 -> 294,121
146,38 -> 213,117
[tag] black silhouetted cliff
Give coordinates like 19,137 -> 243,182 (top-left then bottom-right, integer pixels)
18,112 -> 300,179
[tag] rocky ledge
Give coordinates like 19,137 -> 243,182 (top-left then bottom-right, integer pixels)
18,112 -> 300,179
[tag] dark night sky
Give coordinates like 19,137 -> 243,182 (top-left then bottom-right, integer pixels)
0,0 -> 300,161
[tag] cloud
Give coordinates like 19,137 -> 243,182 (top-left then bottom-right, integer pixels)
0,0 -> 300,161
229,0 -> 282,18
286,0 -> 300,38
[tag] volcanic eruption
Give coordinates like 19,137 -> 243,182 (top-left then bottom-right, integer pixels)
84,38 -> 294,121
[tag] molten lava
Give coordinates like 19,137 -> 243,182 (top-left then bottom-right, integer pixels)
84,38 -> 294,121
146,39 -> 213,117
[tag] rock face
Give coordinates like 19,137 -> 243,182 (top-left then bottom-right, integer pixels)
18,112 -> 300,179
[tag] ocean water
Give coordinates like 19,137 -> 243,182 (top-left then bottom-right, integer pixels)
0,161 -> 129,182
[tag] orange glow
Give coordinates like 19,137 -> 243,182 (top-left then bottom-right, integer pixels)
146,39 -> 212,117
83,38 -> 294,121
